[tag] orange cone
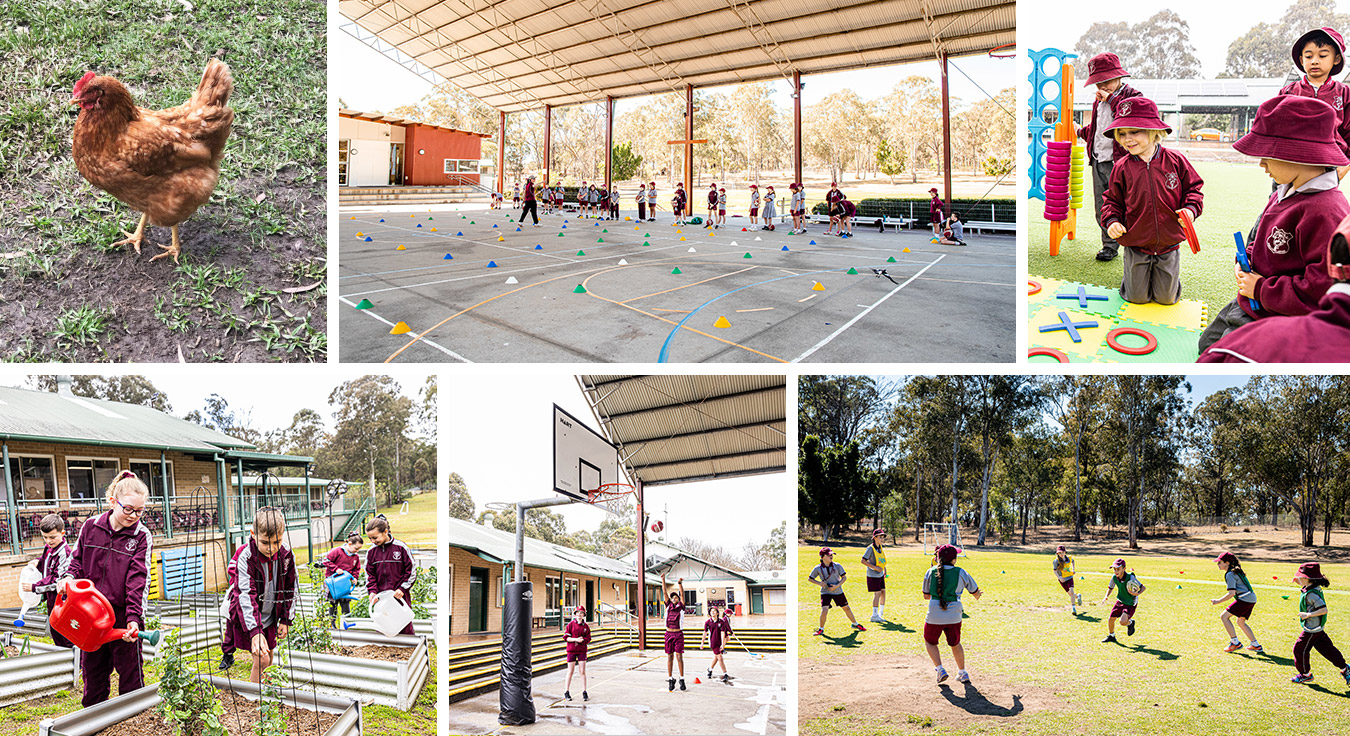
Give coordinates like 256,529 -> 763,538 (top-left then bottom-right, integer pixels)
694,677 -> 702,684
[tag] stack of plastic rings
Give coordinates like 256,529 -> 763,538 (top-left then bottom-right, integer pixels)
1044,140 -> 1072,222
1069,145 -> 1085,212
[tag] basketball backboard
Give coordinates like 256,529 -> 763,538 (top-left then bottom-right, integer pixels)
553,404 -> 624,510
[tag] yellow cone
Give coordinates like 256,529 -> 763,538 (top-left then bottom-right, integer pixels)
812,282 -> 825,291
714,316 -> 731,328
390,321 -> 411,335
396,245 -> 406,251
903,247 -> 911,253
356,232 -> 364,237
498,236 -> 505,241
431,227 -> 438,232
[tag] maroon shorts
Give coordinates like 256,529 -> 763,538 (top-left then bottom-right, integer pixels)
821,593 -> 849,608
227,615 -> 278,654
750,207 -> 758,216
931,213 -> 943,224
866,576 -> 885,593
711,641 -> 725,655
664,630 -> 685,654
1110,601 -> 1138,619
1059,578 -> 1075,592
566,649 -> 587,662
923,622 -> 962,646
1227,599 -> 1255,619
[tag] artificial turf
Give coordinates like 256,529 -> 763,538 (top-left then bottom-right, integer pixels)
798,544 -> 1350,736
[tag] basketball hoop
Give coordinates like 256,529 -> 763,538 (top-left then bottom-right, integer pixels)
484,501 -> 514,513
988,43 -> 1016,60
585,482 -> 635,507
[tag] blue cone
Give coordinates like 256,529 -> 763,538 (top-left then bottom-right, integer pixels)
534,245 -> 542,250
487,261 -> 498,268
781,246 -> 789,251
364,236 -> 372,242
443,254 -> 453,259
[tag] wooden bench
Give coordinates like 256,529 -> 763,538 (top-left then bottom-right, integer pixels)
963,220 -> 1015,235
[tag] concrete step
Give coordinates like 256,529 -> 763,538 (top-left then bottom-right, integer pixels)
447,640 -> 631,703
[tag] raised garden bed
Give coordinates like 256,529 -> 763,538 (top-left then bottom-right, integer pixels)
282,630 -> 429,711
342,617 -> 435,639
38,677 -> 362,736
0,635 -> 79,707
140,617 -> 222,660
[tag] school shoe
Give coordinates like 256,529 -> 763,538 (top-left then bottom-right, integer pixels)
707,668 -> 714,678
679,679 -> 687,691
851,623 -> 867,632
1096,247 -> 1117,261
935,666 -> 949,683
668,678 -> 676,691
564,691 -> 572,701
721,674 -> 734,682
957,670 -> 971,684
812,628 -> 824,636
1342,666 -> 1350,685
1127,620 -> 1136,636
1102,634 -> 1117,643
219,653 -> 234,670
1071,606 -> 1077,615
583,691 -> 589,701
1292,673 -> 1315,684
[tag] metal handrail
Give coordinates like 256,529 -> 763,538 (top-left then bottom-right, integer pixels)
596,601 -> 637,648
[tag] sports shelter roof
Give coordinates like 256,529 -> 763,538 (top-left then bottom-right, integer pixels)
338,0 -> 1016,113
576,375 -> 786,487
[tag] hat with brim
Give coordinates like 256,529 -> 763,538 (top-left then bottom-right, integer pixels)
1297,562 -> 1323,579
1102,97 -> 1171,137
1084,52 -> 1130,86
929,187 -> 939,194
1293,27 -> 1346,77
1233,95 -> 1350,166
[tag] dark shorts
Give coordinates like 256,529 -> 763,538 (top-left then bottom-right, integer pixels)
711,642 -> 724,655
1227,599 -> 1255,619
931,213 -> 943,224
718,209 -> 725,215
567,650 -> 587,662
866,576 -> 886,593
227,615 -> 278,654
1110,601 -> 1138,619
923,622 -> 962,646
750,207 -> 758,216
1059,578 -> 1075,592
821,593 -> 849,608
664,630 -> 685,654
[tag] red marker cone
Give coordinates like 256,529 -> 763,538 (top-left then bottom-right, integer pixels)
694,677 -> 702,684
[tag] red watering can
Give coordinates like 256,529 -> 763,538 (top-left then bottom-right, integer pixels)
51,579 -> 161,653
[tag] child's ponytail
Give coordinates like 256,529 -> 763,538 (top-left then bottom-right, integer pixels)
105,469 -> 149,505
935,565 -> 948,611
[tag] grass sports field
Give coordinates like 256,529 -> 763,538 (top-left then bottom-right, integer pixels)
798,544 -> 1350,736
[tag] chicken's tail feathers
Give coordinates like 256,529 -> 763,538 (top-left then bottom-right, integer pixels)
195,58 -> 233,108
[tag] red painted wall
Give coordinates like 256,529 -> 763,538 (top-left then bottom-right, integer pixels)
404,125 -> 484,185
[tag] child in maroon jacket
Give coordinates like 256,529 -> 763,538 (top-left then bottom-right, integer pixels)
928,188 -> 944,240
321,532 -> 364,625
1281,27 -> 1350,168
1099,96 -> 1204,305
28,514 -> 73,649
563,605 -> 591,701
365,516 -> 417,635
1078,53 -> 1145,262
1199,95 -> 1350,351
225,507 -> 297,684
59,471 -> 153,707
218,540 -> 247,671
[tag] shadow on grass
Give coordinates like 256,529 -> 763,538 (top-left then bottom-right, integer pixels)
877,620 -> 914,633
938,683 -> 1023,717
1125,643 -> 1180,661
1309,683 -> 1350,699
1074,613 -> 1102,623
1233,650 -> 1296,668
820,631 -> 864,648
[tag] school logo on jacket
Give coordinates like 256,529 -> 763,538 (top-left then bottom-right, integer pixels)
1268,226 -> 1292,254
393,551 -> 402,561
1165,172 -> 1179,190
125,540 -> 137,552
1337,96 -> 1345,111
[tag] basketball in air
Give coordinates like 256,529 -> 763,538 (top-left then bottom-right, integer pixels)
651,521 -> 664,533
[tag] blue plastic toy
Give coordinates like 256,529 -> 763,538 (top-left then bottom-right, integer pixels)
1056,285 -> 1109,309
1234,231 -> 1261,312
1038,310 -> 1098,343
1027,48 -> 1078,202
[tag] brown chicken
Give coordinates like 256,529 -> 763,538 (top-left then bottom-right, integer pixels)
71,59 -> 233,263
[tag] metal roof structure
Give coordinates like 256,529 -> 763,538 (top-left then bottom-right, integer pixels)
576,375 -> 785,486
339,108 -> 493,137
338,0 -> 1015,113
448,516 -> 639,581
0,386 -> 255,455
619,540 -> 755,581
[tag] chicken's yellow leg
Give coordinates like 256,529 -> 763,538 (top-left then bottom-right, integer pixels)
150,224 -> 182,263
111,213 -> 151,255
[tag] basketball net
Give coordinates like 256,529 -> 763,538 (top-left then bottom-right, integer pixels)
988,43 -> 1015,60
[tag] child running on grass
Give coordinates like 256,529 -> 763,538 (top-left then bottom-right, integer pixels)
59,471 -> 152,706
701,605 -> 733,684
1211,551 -> 1263,653
762,186 -> 777,231
226,507 -> 296,684
922,544 -> 981,684
1052,545 -> 1079,615
748,184 -> 760,229
1199,95 -> 1350,350
661,572 -> 687,692
366,515 -> 417,636
1291,562 -> 1350,686
809,547 -> 866,636
861,529 -> 887,623
27,514 -> 73,649
563,605 -> 590,701
1099,558 -> 1145,643
1100,96 -> 1204,306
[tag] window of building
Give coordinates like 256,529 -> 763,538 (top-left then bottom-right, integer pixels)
546,576 -> 561,615
66,458 -> 120,505
6,455 -> 57,506
129,460 -> 174,500
564,578 -> 579,612
767,588 -> 785,605
726,587 -> 736,605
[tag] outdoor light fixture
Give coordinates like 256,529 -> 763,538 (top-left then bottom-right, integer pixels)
418,148 -> 426,155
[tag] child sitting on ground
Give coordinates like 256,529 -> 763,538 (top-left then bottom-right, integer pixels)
225,507 -> 297,684
938,212 -> 967,246
1198,95 -> 1350,351
1099,96 -> 1204,305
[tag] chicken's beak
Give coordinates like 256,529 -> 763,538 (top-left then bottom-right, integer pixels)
69,96 -> 81,106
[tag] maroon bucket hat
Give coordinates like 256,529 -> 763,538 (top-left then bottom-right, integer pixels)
1084,52 -> 1130,86
1297,562 -> 1324,579
1102,96 -> 1171,136
1293,27 -> 1346,77
1233,95 -> 1350,166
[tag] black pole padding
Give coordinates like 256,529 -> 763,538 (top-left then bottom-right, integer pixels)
498,581 -> 536,725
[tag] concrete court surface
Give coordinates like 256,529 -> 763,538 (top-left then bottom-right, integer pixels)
338,204 -> 1014,363
448,650 -> 788,735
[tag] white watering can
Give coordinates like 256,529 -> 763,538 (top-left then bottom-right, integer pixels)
14,562 -> 42,628
370,590 -> 413,638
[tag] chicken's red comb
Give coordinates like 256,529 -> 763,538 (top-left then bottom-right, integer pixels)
73,71 -> 95,96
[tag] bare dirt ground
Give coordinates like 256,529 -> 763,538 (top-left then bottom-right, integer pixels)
336,644 -> 413,662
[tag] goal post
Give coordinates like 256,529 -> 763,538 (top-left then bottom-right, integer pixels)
922,523 -> 968,556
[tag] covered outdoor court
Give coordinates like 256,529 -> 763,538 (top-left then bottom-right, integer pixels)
339,208 -> 1014,363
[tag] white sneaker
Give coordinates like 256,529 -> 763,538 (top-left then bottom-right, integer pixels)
957,670 -> 971,683
869,614 -> 883,623
935,667 -> 948,684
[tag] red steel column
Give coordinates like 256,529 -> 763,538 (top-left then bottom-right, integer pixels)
497,110 -> 507,193
636,479 -> 646,652
543,105 -> 552,186
605,95 -> 614,190
793,70 -> 803,187
684,84 -> 694,197
941,52 -> 953,209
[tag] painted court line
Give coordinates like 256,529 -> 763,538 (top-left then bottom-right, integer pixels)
337,297 -> 470,362
790,254 -> 947,363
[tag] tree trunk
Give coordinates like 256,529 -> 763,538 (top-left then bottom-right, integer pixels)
1073,423 -> 1083,542
976,433 -> 996,546
949,426 -> 961,540
913,461 -> 923,542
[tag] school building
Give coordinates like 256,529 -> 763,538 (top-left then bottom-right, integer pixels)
1069,77 -> 1288,140
338,109 -> 490,188
0,380 -> 373,608
448,518 -> 786,638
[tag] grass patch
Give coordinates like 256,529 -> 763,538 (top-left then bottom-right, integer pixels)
0,0 -> 326,362
377,490 -> 438,548
1028,160 -> 1271,316
799,544 -> 1350,736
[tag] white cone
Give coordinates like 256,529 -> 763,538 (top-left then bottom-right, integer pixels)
730,241 -> 738,246
505,276 -> 519,284
688,247 -> 697,252
617,258 -> 628,265
754,236 -> 762,241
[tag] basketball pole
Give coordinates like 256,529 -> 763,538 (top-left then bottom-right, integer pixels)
513,496 -> 576,582
635,478 -> 646,652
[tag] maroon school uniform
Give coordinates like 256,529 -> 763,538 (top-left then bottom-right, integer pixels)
663,599 -> 685,654
673,190 -> 686,215
33,539 -> 74,648
842,200 -> 856,218
366,536 -> 417,636
65,511 -> 152,707
1243,183 -> 1347,317
1280,78 -> 1350,156
565,619 -> 591,662
827,188 -> 844,206
322,546 -> 361,579
1077,83 -> 1145,162
929,195 -> 943,224
220,542 -> 247,655
705,617 -> 727,654
1200,284 -> 1350,362
226,537 -> 298,654
1099,146 -> 1205,255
